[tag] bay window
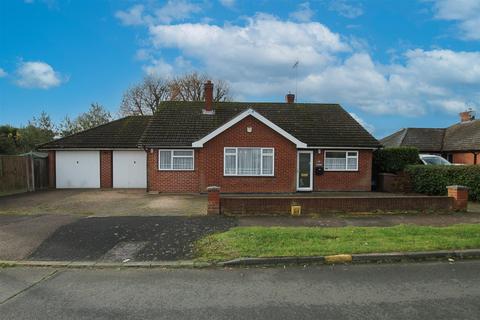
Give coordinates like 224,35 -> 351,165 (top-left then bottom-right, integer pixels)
224,147 -> 274,176
324,151 -> 358,171
159,150 -> 194,170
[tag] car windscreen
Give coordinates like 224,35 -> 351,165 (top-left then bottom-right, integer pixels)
422,156 -> 450,165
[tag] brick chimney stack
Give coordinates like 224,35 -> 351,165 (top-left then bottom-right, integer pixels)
459,109 -> 475,122
204,80 -> 214,114
285,93 -> 295,104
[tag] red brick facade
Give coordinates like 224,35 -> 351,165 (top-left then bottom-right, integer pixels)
147,148 -> 200,192
100,150 -> 113,188
451,152 -> 478,165
313,150 -> 372,191
146,115 -> 373,193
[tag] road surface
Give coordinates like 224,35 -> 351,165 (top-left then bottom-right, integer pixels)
1,261 -> 480,319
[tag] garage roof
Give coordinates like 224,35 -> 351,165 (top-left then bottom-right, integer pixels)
38,116 -> 152,150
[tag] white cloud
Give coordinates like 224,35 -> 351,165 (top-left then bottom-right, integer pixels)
15,61 -> 64,89
289,2 -> 314,22
115,5 -> 145,26
155,0 -> 201,24
0,68 -> 7,78
329,0 -> 363,19
219,0 -> 235,8
120,12 -> 480,117
115,1 -> 201,26
432,0 -> 480,40
142,59 -> 173,77
149,14 -> 349,80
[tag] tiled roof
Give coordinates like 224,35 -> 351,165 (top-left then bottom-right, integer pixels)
380,119 -> 480,152
443,120 -> 480,151
38,102 -> 380,150
38,116 -> 152,150
138,102 -> 380,148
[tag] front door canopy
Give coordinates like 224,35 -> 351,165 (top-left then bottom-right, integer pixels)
191,108 -> 307,148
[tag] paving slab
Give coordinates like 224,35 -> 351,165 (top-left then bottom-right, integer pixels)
0,214 -> 79,260
0,267 -> 57,303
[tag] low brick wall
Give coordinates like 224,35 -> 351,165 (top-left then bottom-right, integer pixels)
220,196 -> 454,215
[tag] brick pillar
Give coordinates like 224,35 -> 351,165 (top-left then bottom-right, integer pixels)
100,150 -> 113,188
48,150 -> 56,188
207,186 -> 221,215
447,185 -> 469,211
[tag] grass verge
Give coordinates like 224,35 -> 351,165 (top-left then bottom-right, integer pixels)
196,224 -> 480,261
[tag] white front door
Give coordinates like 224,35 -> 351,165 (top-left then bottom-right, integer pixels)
113,151 -> 147,188
56,151 -> 100,188
297,151 -> 313,191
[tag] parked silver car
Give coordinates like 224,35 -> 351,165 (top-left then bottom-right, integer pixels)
419,154 -> 452,165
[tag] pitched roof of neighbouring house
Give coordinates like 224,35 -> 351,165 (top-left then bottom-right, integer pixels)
138,102 -> 380,148
443,120 -> 480,151
380,128 -> 446,152
380,119 -> 480,152
38,116 -> 152,150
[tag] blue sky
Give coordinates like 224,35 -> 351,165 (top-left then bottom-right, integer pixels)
1,0 -> 480,138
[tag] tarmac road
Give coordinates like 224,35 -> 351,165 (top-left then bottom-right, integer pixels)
1,260 -> 480,319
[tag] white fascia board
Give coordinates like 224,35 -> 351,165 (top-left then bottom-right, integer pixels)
192,108 -> 307,148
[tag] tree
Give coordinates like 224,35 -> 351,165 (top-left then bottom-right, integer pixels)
119,72 -> 232,116
120,76 -> 170,116
57,103 -> 112,137
76,103 -> 112,131
169,72 -> 231,103
0,125 -> 19,154
57,116 -> 78,137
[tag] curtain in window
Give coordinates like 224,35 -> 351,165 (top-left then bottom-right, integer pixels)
238,148 -> 261,175
159,150 -> 172,169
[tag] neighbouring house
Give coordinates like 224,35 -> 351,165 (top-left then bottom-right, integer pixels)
38,82 -> 380,193
380,110 -> 480,165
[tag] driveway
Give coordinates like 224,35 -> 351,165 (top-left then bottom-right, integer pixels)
0,190 -> 207,216
29,216 -> 237,261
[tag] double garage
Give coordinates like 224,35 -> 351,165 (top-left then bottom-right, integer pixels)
55,150 -> 147,189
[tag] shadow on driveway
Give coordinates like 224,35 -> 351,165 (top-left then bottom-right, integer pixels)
29,216 -> 237,261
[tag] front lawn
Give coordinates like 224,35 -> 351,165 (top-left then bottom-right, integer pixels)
196,224 -> 480,261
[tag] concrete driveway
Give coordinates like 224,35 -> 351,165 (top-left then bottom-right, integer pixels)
0,190 -> 207,216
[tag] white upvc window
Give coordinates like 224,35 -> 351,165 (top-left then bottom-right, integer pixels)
324,151 -> 358,171
159,149 -> 194,171
224,147 -> 274,176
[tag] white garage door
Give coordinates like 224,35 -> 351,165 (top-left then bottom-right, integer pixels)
113,151 -> 147,188
56,151 -> 100,188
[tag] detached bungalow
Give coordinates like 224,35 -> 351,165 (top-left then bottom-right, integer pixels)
381,110 -> 480,165
39,81 -> 380,193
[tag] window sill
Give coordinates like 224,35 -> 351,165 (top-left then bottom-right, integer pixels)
223,175 -> 276,177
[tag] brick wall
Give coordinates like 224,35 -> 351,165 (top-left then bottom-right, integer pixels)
147,148 -> 200,192
221,195 -> 453,215
48,150 -> 56,188
200,116 -> 298,193
452,152 -> 477,165
100,150 -> 113,188
314,149 -> 372,191
146,115 -> 375,193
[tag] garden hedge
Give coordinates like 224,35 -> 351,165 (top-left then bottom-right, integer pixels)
374,147 -> 420,173
405,165 -> 480,201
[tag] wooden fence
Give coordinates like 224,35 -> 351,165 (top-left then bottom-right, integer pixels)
0,154 -> 48,194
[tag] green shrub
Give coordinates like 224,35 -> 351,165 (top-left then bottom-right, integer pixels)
405,165 -> 480,201
374,147 -> 420,173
